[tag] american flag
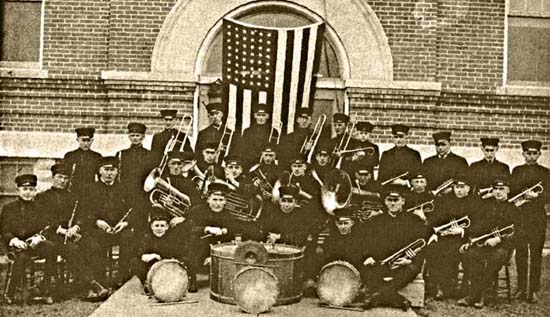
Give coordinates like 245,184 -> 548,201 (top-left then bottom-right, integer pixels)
222,18 -> 325,134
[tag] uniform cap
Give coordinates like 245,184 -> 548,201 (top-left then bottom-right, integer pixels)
254,103 -> 269,114
75,127 -> 95,138
296,108 -> 312,117
260,143 -> 277,153
204,142 -> 218,150
160,110 -> 177,119
224,155 -> 242,167
453,173 -> 470,186
15,174 -> 37,187
332,113 -> 350,124
205,102 -> 225,114
208,182 -> 228,195
432,131 -> 452,143
334,207 -> 354,220
279,185 -> 299,198
383,184 -> 405,198
391,124 -> 410,135
491,176 -> 510,188
521,140 -> 542,151
127,122 -> 146,134
356,121 -> 374,133
51,163 -> 70,176
149,207 -> 170,222
98,156 -> 118,169
480,137 -> 499,147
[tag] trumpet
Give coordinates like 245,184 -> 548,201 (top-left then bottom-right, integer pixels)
330,122 -> 355,168
460,225 -> 514,253
508,182 -> 544,207
145,168 -> 192,217
381,172 -> 409,186
431,179 -> 455,196
300,114 -> 326,163
215,120 -> 235,164
158,115 -> 193,175
433,216 -> 470,236
380,238 -> 426,269
269,121 -> 283,144
478,186 -> 493,199
406,200 -> 435,214
350,201 -> 383,222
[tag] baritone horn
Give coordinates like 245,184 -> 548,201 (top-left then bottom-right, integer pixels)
433,216 -> 470,236
144,168 -> 191,217
508,182 -> 543,207
300,114 -> 326,163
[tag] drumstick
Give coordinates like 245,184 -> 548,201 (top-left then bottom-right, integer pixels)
200,228 -> 228,239
319,303 -> 365,312
150,299 -> 199,306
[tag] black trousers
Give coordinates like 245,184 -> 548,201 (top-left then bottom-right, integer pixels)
462,246 -> 509,301
425,238 -> 462,294
8,240 -> 57,295
52,235 -> 96,286
515,227 -> 546,293
86,229 -> 134,286
362,260 -> 422,306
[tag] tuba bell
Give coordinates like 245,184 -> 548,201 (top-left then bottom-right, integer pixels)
144,168 -> 191,218
321,169 -> 353,215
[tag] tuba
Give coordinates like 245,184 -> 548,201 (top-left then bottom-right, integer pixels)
321,169 -> 353,215
508,182 -> 544,207
144,168 -> 191,218
300,114 -> 326,163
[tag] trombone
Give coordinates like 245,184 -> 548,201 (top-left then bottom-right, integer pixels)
158,115 -> 193,175
269,121 -> 283,144
508,182 -> 544,207
215,120 -> 235,164
300,114 -> 326,163
330,122 -> 355,169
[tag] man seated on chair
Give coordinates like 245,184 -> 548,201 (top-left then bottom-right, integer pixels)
133,207 -> 197,293
0,174 -> 56,304
457,177 -> 518,309
361,185 -> 428,311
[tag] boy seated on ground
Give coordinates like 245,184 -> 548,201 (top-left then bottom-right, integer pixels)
132,207 -> 197,293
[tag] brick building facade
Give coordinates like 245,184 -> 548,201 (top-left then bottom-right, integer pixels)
1,0 -> 549,198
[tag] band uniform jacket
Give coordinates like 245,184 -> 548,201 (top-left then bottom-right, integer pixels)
363,210 -> 428,264
137,232 -> 186,262
422,152 -> 469,191
236,124 -> 271,170
151,129 -> 193,163
322,223 -> 365,270
510,163 -> 550,233
162,174 -> 203,208
428,194 -> 477,244
469,159 -> 510,191
63,148 -> 102,197
378,146 -> 422,185
278,127 -> 310,169
466,197 -> 519,249
1,198 -> 49,244
79,180 -> 130,232
405,191 -> 434,213
195,124 -> 223,155
35,187 -> 78,240
260,203 -> 315,247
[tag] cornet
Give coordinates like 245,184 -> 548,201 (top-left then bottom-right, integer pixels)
380,239 -> 426,269
433,216 -> 470,236
477,186 -> 493,199
406,200 -> 435,214
300,114 -> 326,163
460,224 -> 514,253
381,172 -> 409,186
431,179 -> 455,196
508,182 -> 543,207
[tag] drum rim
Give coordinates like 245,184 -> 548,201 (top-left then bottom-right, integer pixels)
317,260 -> 361,305
232,266 -> 280,314
319,260 -> 360,276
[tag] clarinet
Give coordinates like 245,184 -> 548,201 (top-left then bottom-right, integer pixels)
64,200 -> 79,245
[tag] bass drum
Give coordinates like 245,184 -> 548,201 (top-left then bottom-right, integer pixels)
146,259 -> 189,302
233,267 -> 279,314
317,260 -> 361,307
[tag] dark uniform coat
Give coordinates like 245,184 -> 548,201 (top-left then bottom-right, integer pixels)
235,124 -> 271,170
63,148 -> 102,198
36,187 -> 78,240
322,224 -> 365,270
151,129 -> 193,163
422,152 -> 469,191
340,139 -> 380,175
469,159 -> 510,191
1,199 -> 49,244
195,125 -> 223,155
378,146 -> 422,185
278,127 -> 310,168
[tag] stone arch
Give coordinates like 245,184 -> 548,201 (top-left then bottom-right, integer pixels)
151,0 -> 393,82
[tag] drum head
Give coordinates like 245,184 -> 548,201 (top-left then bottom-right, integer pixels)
234,240 -> 268,265
317,261 -> 361,307
148,260 -> 189,303
233,267 -> 279,314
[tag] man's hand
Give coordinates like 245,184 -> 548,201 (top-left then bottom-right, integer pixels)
428,234 -> 438,245
113,221 -> 128,234
444,227 -> 464,237
9,237 -> 27,250
28,235 -> 45,249
203,257 -> 211,266
525,190 -> 539,200
267,233 -> 281,244
412,209 -> 427,222
96,220 -> 111,232
484,236 -> 501,248
141,253 -> 161,263
392,257 -> 412,268
67,225 -> 80,238
56,226 -> 68,236
205,226 -> 224,236
363,257 -> 376,266
170,216 -> 185,228
392,179 -> 409,187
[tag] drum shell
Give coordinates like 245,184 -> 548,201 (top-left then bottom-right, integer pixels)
146,259 -> 189,302
317,260 -> 361,307
210,242 -> 304,305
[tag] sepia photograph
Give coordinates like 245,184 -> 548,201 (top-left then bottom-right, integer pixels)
0,0 -> 549,316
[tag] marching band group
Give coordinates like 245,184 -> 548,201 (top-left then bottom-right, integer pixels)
1,90 -> 549,311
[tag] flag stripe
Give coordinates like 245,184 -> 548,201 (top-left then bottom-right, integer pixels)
286,29 -> 303,134
235,86 -> 243,132
302,25 -> 317,109
228,84 -> 238,130
295,27 -> 310,112
309,24 -> 325,109
272,30 -> 287,127
242,89 -> 252,131
281,30 -> 294,132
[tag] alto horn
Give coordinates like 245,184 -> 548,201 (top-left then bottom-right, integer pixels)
144,168 -> 191,217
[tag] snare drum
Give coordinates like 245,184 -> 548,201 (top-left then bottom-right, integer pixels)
317,260 -> 361,307
146,259 -> 188,302
210,242 -> 304,305
233,267 -> 279,314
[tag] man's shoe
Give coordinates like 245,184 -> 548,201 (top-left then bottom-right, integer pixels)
473,297 -> 484,309
434,289 -> 444,301
362,293 -> 380,310
188,274 -> 198,293
528,292 -> 538,304
400,299 -> 412,311
44,296 -> 54,305
457,296 -> 472,307
513,289 -> 527,300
